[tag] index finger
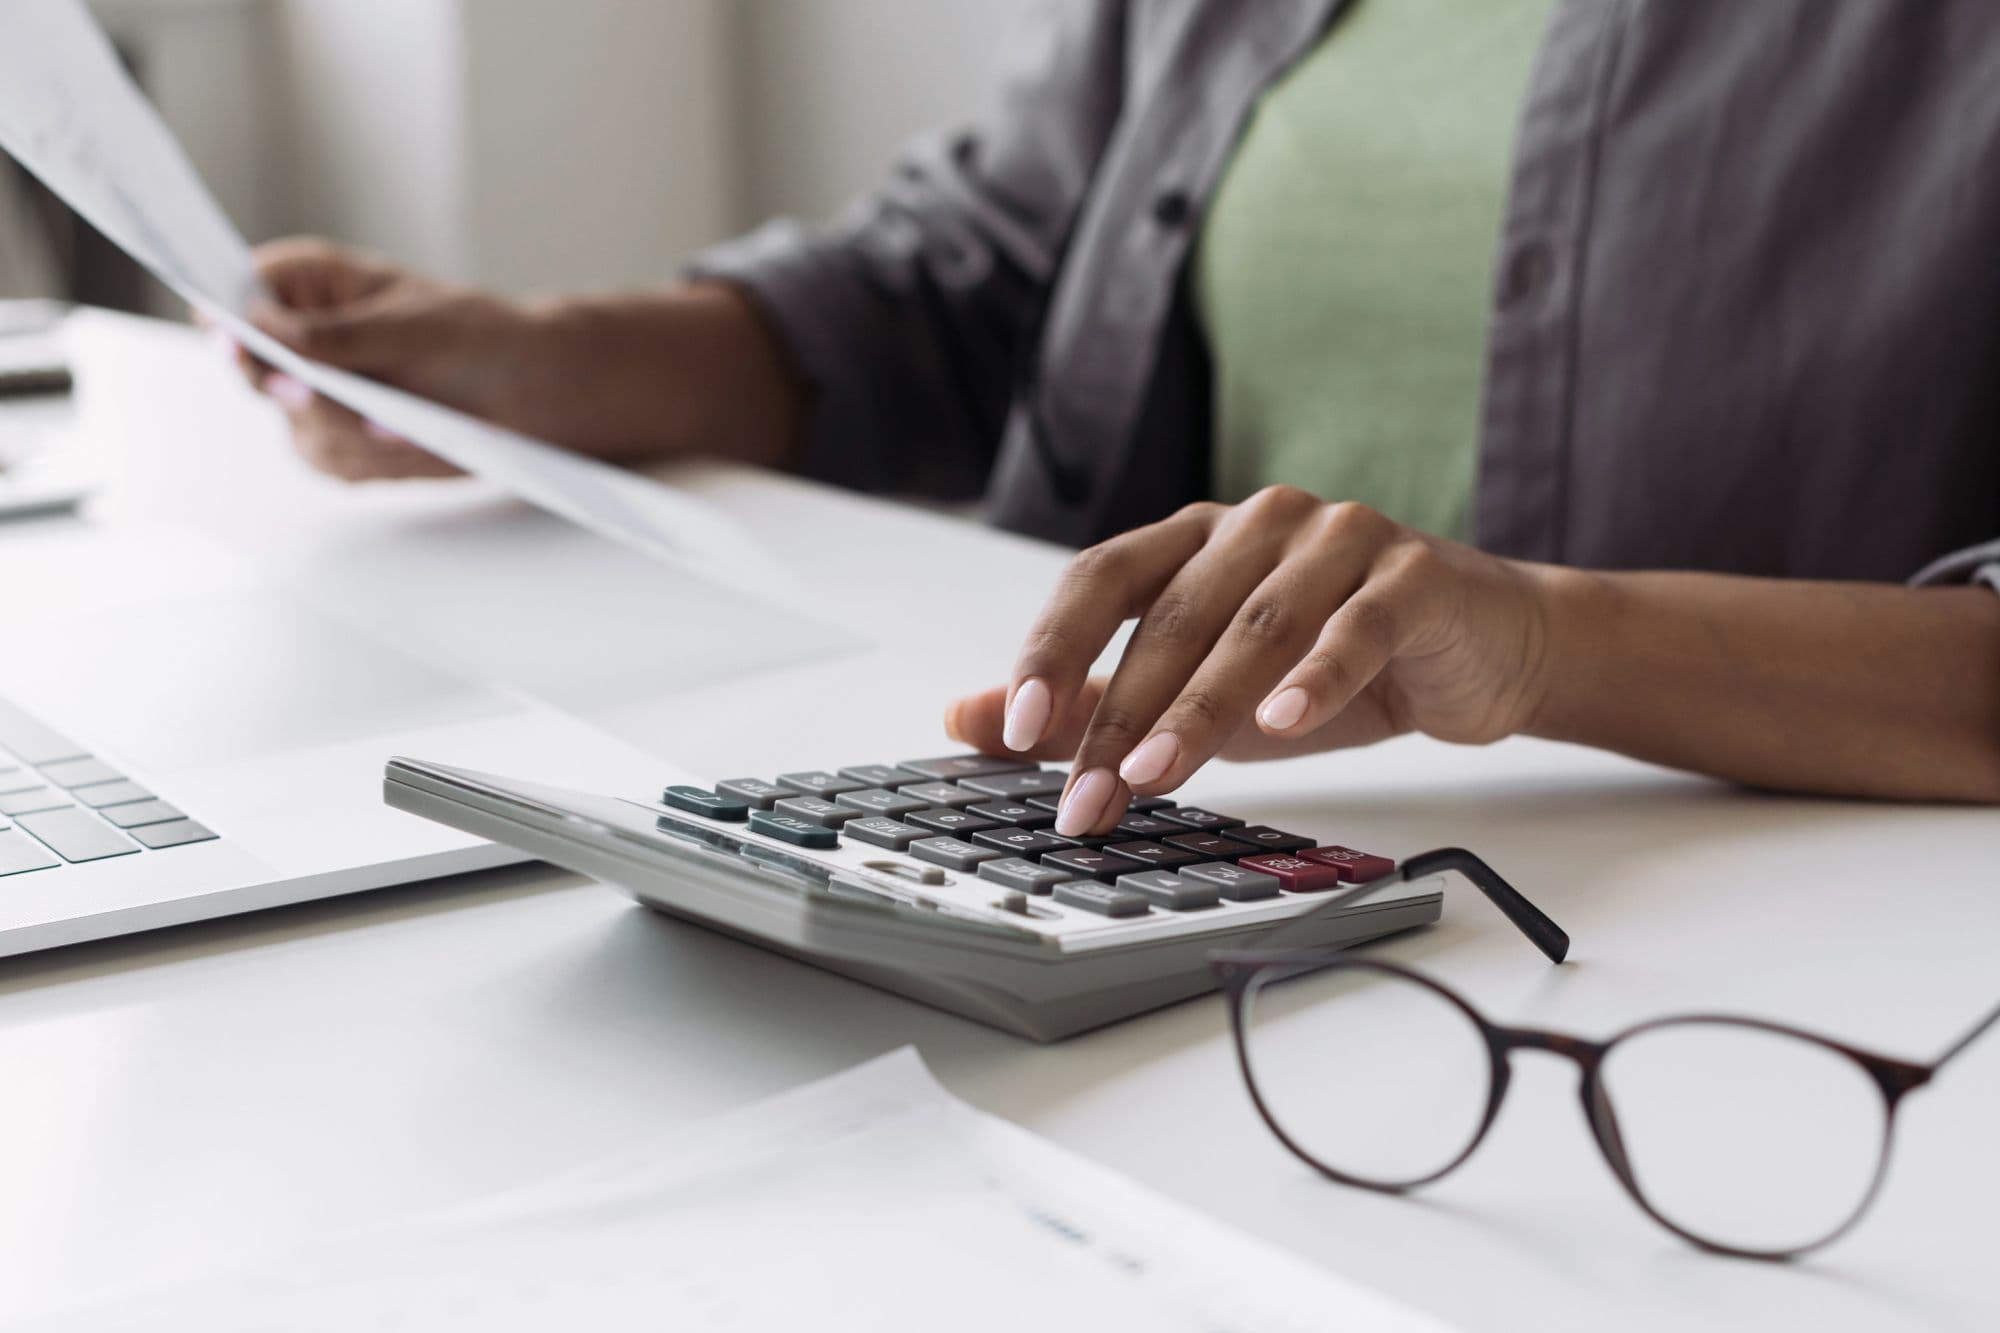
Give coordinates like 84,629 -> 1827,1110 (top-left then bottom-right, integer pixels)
1003,504 -> 1220,754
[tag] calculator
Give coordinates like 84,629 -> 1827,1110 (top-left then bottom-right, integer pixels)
384,752 -> 1447,1041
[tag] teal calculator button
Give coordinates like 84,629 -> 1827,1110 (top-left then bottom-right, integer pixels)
748,809 -> 839,848
662,785 -> 750,821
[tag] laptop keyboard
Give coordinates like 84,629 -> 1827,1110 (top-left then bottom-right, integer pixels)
0,696 -> 217,879
661,754 -> 1396,921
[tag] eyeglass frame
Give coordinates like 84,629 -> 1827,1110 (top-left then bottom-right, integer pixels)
1209,848 -> 2000,1261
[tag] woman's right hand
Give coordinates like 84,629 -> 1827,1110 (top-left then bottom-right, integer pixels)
217,237 -> 558,480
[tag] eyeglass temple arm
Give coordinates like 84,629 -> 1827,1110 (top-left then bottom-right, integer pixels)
1933,997 -> 2000,1070
1257,847 -> 1570,963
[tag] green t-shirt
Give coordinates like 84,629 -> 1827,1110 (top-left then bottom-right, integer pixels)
1195,0 -> 1553,542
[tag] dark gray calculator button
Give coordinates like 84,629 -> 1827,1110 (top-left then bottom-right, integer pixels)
908,836 -> 1000,870
1053,881 -> 1150,918
970,827 -> 1075,857
776,771 -> 863,799
1129,796 -> 1172,812
715,778 -> 786,810
1155,807 -> 1244,830
1181,861 -> 1283,900
773,796 -> 859,827
0,830 -> 60,877
1106,839 -> 1200,870
967,801 -> 1055,830
844,817 -> 926,850
835,787 -> 928,818
957,769 -> 1067,800
977,857 -> 1074,895
1116,870 -> 1219,911
1041,846 -> 1148,883
76,780 -> 153,809
130,820 -> 219,850
838,764 -> 928,789
1024,795 -> 1065,815
39,757 -> 123,790
1231,825 -> 1315,852
15,809 -> 139,862
899,783 -> 983,809
897,754 -> 1036,782
0,699 -> 88,765
1114,815 -> 1181,839
100,799 -> 185,829
748,810 -> 839,848
1163,831 -> 1259,860
0,787 -> 71,817
661,786 -> 750,821
905,807 -> 1002,836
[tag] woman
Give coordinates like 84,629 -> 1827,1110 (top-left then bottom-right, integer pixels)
234,0 -> 2000,839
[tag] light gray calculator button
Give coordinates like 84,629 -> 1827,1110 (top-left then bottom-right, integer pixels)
1052,881 -> 1150,918
775,771 -> 864,799
0,829 -> 60,877
908,837 -> 1001,871
896,754 -> 1036,782
38,757 -> 124,790
76,780 -> 153,809
15,808 -> 139,862
773,796 -> 859,827
844,817 -> 926,850
898,782 -> 982,809
838,764 -> 927,789
100,799 -> 185,829
0,787 -> 71,818
715,779 -> 786,809
130,820 -> 219,850
977,857 -> 1073,895
956,769 -> 1068,800
835,787 -> 928,818
1115,869 -> 1219,911
1180,861 -> 1283,901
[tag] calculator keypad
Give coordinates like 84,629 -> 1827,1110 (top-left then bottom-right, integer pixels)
660,756 -> 1396,918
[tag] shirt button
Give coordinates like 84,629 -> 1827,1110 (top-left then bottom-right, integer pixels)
1151,189 -> 1194,228
1501,240 -> 1555,304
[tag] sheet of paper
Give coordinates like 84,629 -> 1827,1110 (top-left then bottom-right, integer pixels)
29,1049 -> 1459,1332
0,0 -> 791,597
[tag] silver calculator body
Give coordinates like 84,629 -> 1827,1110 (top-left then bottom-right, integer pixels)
384,757 -> 1444,1041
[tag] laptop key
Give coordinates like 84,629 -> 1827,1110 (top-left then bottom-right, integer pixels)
130,820 -> 220,850
772,796 -> 859,827
0,787 -> 71,817
0,698 -> 88,766
977,857 -> 1074,895
908,836 -> 1001,871
969,827 -> 1076,858
905,807 -> 1002,836
1231,826 -> 1315,853
99,799 -> 185,829
843,817 -> 927,850
897,754 -> 1036,782
898,782 -> 983,810
75,780 -> 153,809
661,786 -> 750,821
956,769 -> 1067,800
747,810 -> 838,848
15,808 -> 139,862
966,801 -> 1055,830
1180,861 -> 1283,901
38,757 -> 124,790
0,829 -> 60,877
1115,870 -> 1220,911
834,787 -> 929,818
775,771 -> 863,799
714,778 -> 787,810
1052,881 -> 1150,918
838,764 -> 929,790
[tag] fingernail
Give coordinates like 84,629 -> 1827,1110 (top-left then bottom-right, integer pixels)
1055,767 -> 1115,838
1260,687 -> 1309,732
364,420 -> 406,443
266,373 -> 313,411
1118,732 -> 1179,786
1002,678 -> 1051,752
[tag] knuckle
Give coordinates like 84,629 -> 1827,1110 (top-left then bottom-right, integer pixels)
1234,597 -> 1295,644
1172,684 -> 1228,731
1383,538 -> 1442,582
1089,706 -> 1148,746
1318,499 -> 1389,542
1022,622 -> 1081,669
1175,500 -> 1225,527
1299,648 -> 1352,696
1140,589 -> 1202,645
1345,595 -> 1399,647
1065,542 -> 1126,589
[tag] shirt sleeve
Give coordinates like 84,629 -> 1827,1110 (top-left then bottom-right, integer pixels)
1910,537 -> 2000,592
686,1 -> 1129,501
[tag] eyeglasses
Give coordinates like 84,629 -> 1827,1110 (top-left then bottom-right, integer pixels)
1211,850 -> 2000,1260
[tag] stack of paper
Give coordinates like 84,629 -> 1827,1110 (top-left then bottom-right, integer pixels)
30,1050 -> 1457,1332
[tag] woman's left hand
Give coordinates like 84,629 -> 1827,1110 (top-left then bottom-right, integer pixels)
944,487 -> 1563,836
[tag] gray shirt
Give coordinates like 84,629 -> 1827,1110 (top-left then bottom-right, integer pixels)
693,0 -> 2000,589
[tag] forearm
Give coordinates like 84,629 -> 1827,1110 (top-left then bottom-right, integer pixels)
1532,567 -> 2000,801
521,281 -> 805,469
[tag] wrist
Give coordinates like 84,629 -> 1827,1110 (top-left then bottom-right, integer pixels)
1521,563 -> 1620,745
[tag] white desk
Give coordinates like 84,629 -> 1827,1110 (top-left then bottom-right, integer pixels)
0,312 -> 1995,1331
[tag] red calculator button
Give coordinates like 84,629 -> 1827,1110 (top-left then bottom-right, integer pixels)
1299,846 -> 1397,882
1238,854 -> 1346,892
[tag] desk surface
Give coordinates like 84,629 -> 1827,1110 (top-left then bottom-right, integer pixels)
0,313 -> 1994,1331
